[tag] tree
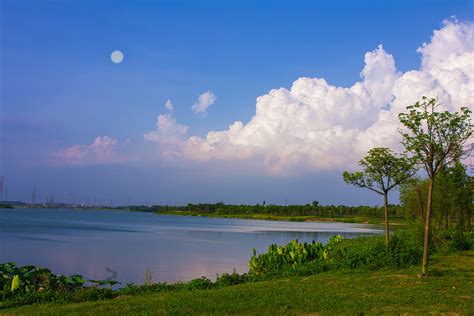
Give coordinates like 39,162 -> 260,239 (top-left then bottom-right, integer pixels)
400,177 -> 427,220
343,147 -> 415,246
448,162 -> 472,233
398,97 -> 472,275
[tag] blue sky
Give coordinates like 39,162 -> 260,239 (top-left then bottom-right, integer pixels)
1,0 -> 473,205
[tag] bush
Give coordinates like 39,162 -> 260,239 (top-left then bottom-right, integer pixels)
385,230 -> 423,266
329,230 -> 423,269
215,270 -> 249,287
248,229 -> 426,277
184,277 -> 213,290
73,288 -> 116,302
431,228 -> 474,253
248,239 -> 331,276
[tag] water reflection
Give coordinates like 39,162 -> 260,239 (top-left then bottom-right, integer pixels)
0,208 -> 382,283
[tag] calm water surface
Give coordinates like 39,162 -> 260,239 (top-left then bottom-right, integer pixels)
0,208 -> 382,284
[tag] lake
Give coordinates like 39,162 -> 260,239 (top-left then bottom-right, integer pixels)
0,208 -> 382,284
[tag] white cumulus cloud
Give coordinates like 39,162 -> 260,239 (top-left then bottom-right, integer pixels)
172,20 -> 473,174
192,91 -> 216,114
144,113 -> 189,159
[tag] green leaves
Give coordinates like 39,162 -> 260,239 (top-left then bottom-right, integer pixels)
343,147 -> 416,195
0,261 -> 120,304
398,97 -> 472,177
248,237 -> 344,276
11,275 -> 20,292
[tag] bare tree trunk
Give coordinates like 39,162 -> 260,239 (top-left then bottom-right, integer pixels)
383,192 -> 389,247
421,177 -> 434,275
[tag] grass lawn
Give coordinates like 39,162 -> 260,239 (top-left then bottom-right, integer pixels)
2,251 -> 473,315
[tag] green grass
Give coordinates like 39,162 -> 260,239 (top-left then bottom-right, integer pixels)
158,210 -> 408,226
4,251 -> 473,315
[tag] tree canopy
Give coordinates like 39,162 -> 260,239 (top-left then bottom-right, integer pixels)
343,147 -> 415,195
398,96 -> 472,177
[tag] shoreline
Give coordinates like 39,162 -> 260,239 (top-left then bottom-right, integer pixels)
5,250 -> 473,314
156,210 -> 407,227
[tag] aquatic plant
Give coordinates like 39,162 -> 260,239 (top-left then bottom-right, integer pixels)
248,236 -> 344,276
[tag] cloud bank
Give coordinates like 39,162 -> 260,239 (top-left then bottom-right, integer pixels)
56,20 -> 474,174
53,136 -> 131,166
167,19 -> 473,174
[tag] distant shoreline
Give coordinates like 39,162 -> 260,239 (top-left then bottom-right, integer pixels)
1,204 -> 405,226
156,210 -> 404,227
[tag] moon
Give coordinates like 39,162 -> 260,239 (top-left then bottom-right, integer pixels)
111,50 -> 124,64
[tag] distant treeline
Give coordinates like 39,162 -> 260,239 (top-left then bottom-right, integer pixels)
123,202 -> 404,219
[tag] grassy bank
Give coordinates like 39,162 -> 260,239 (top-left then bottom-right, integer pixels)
158,209 -> 407,226
154,202 -> 410,226
3,250 -> 473,315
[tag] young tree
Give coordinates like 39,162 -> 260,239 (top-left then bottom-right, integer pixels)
343,147 -> 415,246
398,97 -> 472,275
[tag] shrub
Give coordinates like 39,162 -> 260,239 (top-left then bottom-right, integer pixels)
73,288 -> 116,302
184,277 -> 213,290
329,230 -> 423,269
215,270 -> 249,287
431,228 -> 474,253
248,236 -> 343,276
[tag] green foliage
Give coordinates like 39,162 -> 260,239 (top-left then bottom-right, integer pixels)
72,287 -> 116,302
215,270 -> 249,287
88,279 -> 120,288
399,177 -> 427,219
10,275 -> 19,293
0,263 -> 118,308
343,147 -> 415,195
431,229 -> 474,253
248,236 -> 343,276
0,263 -> 85,297
398,97 -> 472,177
183,277 -> 213,290
159,202 -> 406,220
247,227 -> 469,278
399,163 -> 473,232
330,230 -> 423,269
